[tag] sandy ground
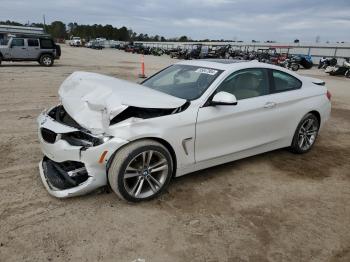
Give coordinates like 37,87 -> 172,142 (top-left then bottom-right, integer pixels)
0,46 -> 349,262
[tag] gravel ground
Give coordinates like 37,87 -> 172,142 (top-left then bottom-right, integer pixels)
0,46 -> 349,262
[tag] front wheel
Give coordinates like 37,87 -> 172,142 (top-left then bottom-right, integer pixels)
291,63 -> 300,71
108,140 -> 173,202
290,113 -> 320,154
39,54 -> 54,67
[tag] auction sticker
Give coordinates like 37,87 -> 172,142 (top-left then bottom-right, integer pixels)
195,68 -> 218,75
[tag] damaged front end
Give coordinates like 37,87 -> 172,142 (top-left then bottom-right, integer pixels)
110,102 -> 190,125
45,105 -> 111,147
58,71 -> 188,133
37,71 -> 191,197
42,156 -> 88,190
37,105 -> 128,198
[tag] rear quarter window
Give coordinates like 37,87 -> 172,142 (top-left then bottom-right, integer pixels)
272,70 -> 302,93
40,39 -> 54,49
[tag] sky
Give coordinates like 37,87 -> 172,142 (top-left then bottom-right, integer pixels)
1,0 -> 350,42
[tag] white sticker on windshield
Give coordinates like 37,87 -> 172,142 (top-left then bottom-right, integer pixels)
195,68 -> 218,75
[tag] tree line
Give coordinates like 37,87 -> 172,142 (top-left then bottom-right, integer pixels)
0,20 -> 192,42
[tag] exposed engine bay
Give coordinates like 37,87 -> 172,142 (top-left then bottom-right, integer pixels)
45,101 -> 190,148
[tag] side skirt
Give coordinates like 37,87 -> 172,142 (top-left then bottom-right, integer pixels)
175,139 -> 290,177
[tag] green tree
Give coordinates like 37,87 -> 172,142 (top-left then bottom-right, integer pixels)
178,35 -> 188,42
48,21 -> 67,39
0,20 -> 23,26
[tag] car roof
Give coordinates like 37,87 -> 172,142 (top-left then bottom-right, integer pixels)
176,59 -> 260,70
176,59 -> 291,72
12,36 -> 53,40
200,59 -> 248,64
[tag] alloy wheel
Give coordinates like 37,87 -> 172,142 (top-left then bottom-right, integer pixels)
298,118 -> 318,151
123,150 -> 169,199
43,57 -> 52,66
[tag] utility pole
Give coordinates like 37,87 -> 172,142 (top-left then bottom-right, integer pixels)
43,14 -> 46,32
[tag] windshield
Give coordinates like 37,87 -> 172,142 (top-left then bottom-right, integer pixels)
142,65 -> 223,100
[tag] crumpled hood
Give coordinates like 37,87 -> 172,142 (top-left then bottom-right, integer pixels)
58,71 -> 186,134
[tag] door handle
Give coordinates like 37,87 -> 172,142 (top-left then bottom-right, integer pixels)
21,48 -> 26,49
264,102 -> 276,109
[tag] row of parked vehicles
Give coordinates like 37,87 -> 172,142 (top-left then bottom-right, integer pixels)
2,37 -> 348,75
85,40 -> 105,50
69,37 -> 106,50
112,42 -> 168,56
114,43 -> 314,72
318,57 -> 350,78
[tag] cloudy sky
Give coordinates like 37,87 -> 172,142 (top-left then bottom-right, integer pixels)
1,0 -> 350,42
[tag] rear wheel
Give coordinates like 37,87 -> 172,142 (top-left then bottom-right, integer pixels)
108,140 -> 173,202
39,54 -> 54,67
290,113 -> 320,154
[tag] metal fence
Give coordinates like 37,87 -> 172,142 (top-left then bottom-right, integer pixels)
135,41 -> 350,63
68,39 -> 350,64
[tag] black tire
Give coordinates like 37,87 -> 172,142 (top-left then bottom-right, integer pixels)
345,70 -> 350,78
0,56 -> 2,66
39,54 -> 54,67
108,140 -> 173,202
291,64 -> 300,71
290,113 -> 320,154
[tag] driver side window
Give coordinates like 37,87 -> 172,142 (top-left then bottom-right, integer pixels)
216,68 -> 270,100
11,38 -> 24,47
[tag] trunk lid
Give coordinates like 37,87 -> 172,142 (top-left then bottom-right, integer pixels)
58,71 -> 186,134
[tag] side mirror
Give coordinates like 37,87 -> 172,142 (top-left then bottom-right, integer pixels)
210,91 -> 237,106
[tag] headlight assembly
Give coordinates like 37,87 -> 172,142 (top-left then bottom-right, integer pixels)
62,132 -> 112,147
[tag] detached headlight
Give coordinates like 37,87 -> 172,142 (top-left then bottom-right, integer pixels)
62,132 -> 112,147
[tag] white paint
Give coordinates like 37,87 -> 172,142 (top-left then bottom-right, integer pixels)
37,60 -> 331,198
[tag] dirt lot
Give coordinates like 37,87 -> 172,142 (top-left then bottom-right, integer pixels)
0,46 -> 349,262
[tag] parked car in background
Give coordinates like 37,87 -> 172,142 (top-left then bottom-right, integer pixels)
95,38 -> 106,42
0,36 -> 61,66
37,60 -> 331,201
86,41 -> 93,48
91,41 -> 104,50
69,37 -> 81,47
124,44 -> 135,52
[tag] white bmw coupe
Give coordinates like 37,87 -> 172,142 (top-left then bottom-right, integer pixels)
38,60 -> 331,201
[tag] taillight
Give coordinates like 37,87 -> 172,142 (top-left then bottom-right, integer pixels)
326,90 -> 332,101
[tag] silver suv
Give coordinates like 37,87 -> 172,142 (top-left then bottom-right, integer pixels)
0,37 -> 61,66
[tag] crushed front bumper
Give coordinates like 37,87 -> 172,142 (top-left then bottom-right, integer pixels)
39,157 -> 99,198
37,109 -> 128,198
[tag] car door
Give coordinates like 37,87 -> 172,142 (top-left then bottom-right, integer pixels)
26,38 -> 41,59
195,68 -> 285,163
9,38 -> 27,59
264,69 -> 304,139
